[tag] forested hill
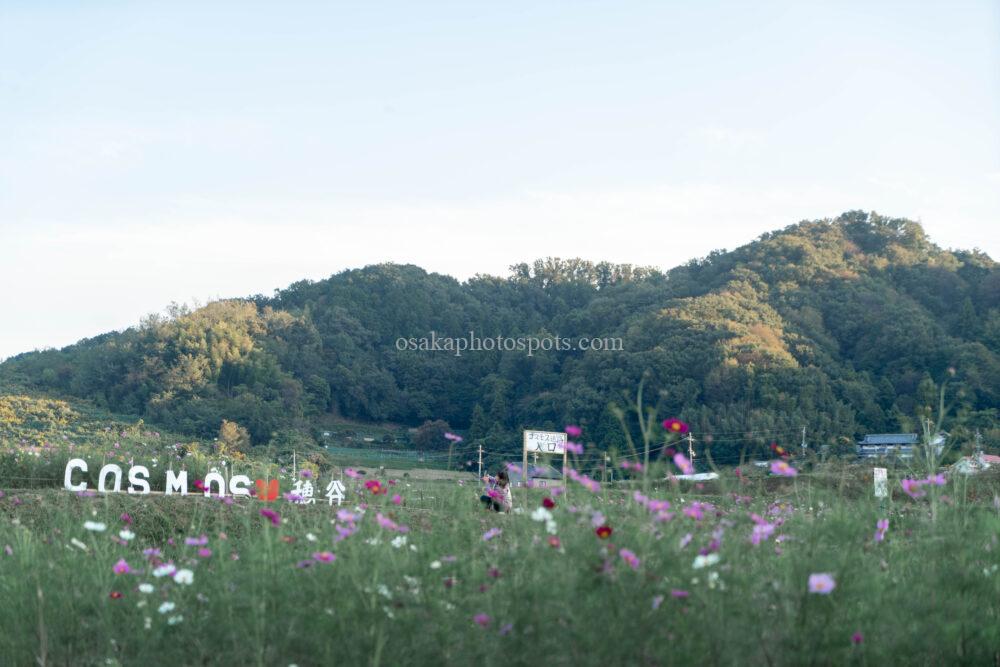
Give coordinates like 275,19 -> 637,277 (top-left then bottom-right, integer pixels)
3,211 -> 999,460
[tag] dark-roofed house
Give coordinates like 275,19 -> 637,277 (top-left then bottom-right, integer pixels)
857,433 -> 946,459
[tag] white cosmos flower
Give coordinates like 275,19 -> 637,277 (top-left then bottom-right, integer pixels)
692,553 -> 721,570
157,601 -> 176,614
83,521 -> 106,532
152,565 -> 176,578
119,530 -> 135,541
390,535 -> 408,549
173,569 -> 194,585
138,583 -> 154,594
167,614 -> 184,625
531,507 -> 552,523
70,538 -> 88,551
430,560 -> 442,570
306,533 -> 317,542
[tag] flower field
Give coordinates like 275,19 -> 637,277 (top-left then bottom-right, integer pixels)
1,458 -> 998,666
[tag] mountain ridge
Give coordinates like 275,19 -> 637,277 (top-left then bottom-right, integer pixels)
3,210 -> 998,461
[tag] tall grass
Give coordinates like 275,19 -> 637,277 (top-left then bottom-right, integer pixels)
1,465 -> 998,666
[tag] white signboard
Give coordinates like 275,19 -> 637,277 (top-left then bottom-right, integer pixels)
523,430 -> 567,454
873,467 -> 888,498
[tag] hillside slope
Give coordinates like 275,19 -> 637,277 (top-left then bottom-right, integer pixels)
3,211 -> 999,461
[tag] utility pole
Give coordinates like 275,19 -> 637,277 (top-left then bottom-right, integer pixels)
478,444 -> 483,479
686,433 -> 696,466
974,429 -> 983,455
602,454 -> 609,486
801,426 -> 807,455
292,450 -> 297,478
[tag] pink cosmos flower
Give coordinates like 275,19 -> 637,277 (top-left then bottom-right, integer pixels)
874,518 -> 889,543
673,453 -> 695,475
808,573 -> 836,594
312,551 -> 336,563
473,613 -> 491,627
391,494 -> 403,505
444,432 -> 463,443
482,528 -> 502,541
112,558 -> 131,575
565,425 -> 582,438
259,508 -> 281,526
901,478 -> 926,499
197,548 -> 211,558
335,523 -> 357,542
344,468 -> 361,479
852,632 -> 864,645
185,534 -> 209,546
671,589 -> 690,598
566,442 -> 584,455
375,512 -> 409,533
770,460 -> 798,477
619,548 -> 641,571
924,473 -> 946,486
336,509 -> 360,523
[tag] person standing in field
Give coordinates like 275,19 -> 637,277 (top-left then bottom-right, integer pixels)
480,469 -> 513,513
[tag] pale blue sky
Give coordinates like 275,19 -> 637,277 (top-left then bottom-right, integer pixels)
1,1 -> 998,360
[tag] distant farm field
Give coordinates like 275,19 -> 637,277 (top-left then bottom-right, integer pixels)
1,463 -> 998,666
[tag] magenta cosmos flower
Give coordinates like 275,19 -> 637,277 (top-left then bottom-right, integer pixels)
808,573 -> 836,594
112,558 -> 131,575
473,613 -> 491,627
662,418 -> 689,434
565,425 -> 582,438
259,508 -> 280,526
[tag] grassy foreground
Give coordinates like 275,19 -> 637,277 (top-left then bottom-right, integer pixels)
1,468 -> 998,666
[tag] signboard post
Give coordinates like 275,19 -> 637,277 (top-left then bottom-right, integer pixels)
522,430 -> 568,488
873,467 -> 888,507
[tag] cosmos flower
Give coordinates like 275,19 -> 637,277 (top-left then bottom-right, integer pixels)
312,551 -> 336,563
770,461 -> 798,477
662,418 -> 689,434
391,494 -> 403,505
444,432 -> 463,443
542,497 -> 555,509
376,512 -> 409,533
259,508 -> 281,526
83,521 -> 106,532
547,535 -> 561,548
595,525 -> 613,539
673,453 -> 695,475
875,519 -> 889,543
173,569 -> 194,585
852,632 -> 864,645
473,613 -> 491,627
692,553 -> 720,569
482,528 -> 502,541
566,442 -> 584,455
112,559 -> 131,575
900,479 -> 926,499
619,548 -> 640,570
344,468 -> 361,479
808,573 -> 836,594
565,425 -> 582,438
